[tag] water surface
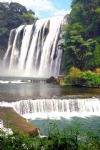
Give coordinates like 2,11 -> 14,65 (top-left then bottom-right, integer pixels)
0,76 -> 100,136
0,76 -> 100,102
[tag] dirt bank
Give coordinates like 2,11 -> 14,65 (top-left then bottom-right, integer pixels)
0,106 -> 39,136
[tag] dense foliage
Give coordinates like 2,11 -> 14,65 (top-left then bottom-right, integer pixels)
0,124 -> 100,150
62,0 -> 100,71
65,67 -> 100,87
0,2 -> 37,55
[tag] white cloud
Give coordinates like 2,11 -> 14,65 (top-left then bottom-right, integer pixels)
0,0 -> 70,18
51,9 -> 71,17
0,0 -> 54,11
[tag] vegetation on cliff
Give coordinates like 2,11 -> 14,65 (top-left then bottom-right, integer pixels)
0,2 -> 37,55
62,0 -> 100,72
62,0 -> 100,87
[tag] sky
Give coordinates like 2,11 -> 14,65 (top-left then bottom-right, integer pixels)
0,0 -> 72,18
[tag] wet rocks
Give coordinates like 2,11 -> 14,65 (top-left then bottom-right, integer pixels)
46,76 -> 58,84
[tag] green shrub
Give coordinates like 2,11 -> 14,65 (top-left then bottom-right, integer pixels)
0,124 -> 100,150
65,70 -> 100,87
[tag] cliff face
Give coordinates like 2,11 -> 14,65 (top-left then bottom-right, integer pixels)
0,49 -> 5,60
59,16 -> 67,75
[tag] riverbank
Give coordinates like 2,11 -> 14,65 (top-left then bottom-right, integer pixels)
64,68 -> 100,88
0,107 -> 38,135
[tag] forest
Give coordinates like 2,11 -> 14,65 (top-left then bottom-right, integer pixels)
62,0 -> 100,87
63,0 -> 100,71
0,2 -> 37,56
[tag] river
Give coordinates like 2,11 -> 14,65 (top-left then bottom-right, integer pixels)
0,76 -> 100,101
0,76 -> 100,135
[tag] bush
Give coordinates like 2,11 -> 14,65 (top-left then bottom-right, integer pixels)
64,67 -> 81,85
65,70 -> 100,87
95,68 -> 100,74
0,124 -> 100,150
69,67 -> 81,78
76,71 -> 100,87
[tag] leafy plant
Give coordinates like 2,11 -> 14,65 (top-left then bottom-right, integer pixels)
0,123 -> 100,150
65,70 -> 100,87
62,0 -> 100,72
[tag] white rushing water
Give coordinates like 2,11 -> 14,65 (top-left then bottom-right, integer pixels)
0,80 -> 27,84
0,98 -> 100,120
2,16 -> 64,77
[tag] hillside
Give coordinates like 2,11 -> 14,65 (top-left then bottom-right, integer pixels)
62,0 -> 100,72
0,2 -> 37,58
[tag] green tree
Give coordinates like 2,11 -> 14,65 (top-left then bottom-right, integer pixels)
62,0 -> 100,72
0,2 -> 37,55
64,35 -> 96,70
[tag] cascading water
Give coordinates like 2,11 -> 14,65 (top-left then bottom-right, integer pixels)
1,98 -> 100,119
2,16 -> 64,77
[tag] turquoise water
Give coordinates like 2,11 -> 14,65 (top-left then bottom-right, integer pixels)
29,116 -> 100,135
0,76 -> 100,136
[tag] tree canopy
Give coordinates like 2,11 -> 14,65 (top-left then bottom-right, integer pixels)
0,2 -> 37,54
63,0 -> 100,72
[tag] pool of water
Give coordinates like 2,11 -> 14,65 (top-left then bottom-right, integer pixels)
29,115 -> 100,135
0,76 -> 100,102
0,76 -> 100,136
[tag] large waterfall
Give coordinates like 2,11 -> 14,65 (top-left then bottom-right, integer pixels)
1,98 -> 100,119
2,16 -> 64,77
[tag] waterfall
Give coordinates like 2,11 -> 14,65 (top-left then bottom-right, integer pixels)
2,16 -> 64,77
0,98 -> 100,119
9,25 -> 25,69
3,29 -> 16,67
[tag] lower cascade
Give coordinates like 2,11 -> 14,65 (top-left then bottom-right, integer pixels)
0,98 -> 100,119
2,16 -> 64,77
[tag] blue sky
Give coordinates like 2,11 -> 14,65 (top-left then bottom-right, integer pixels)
0,0 -> 72,18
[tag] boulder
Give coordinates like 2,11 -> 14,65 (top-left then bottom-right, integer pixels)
46,76 -> 58,84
